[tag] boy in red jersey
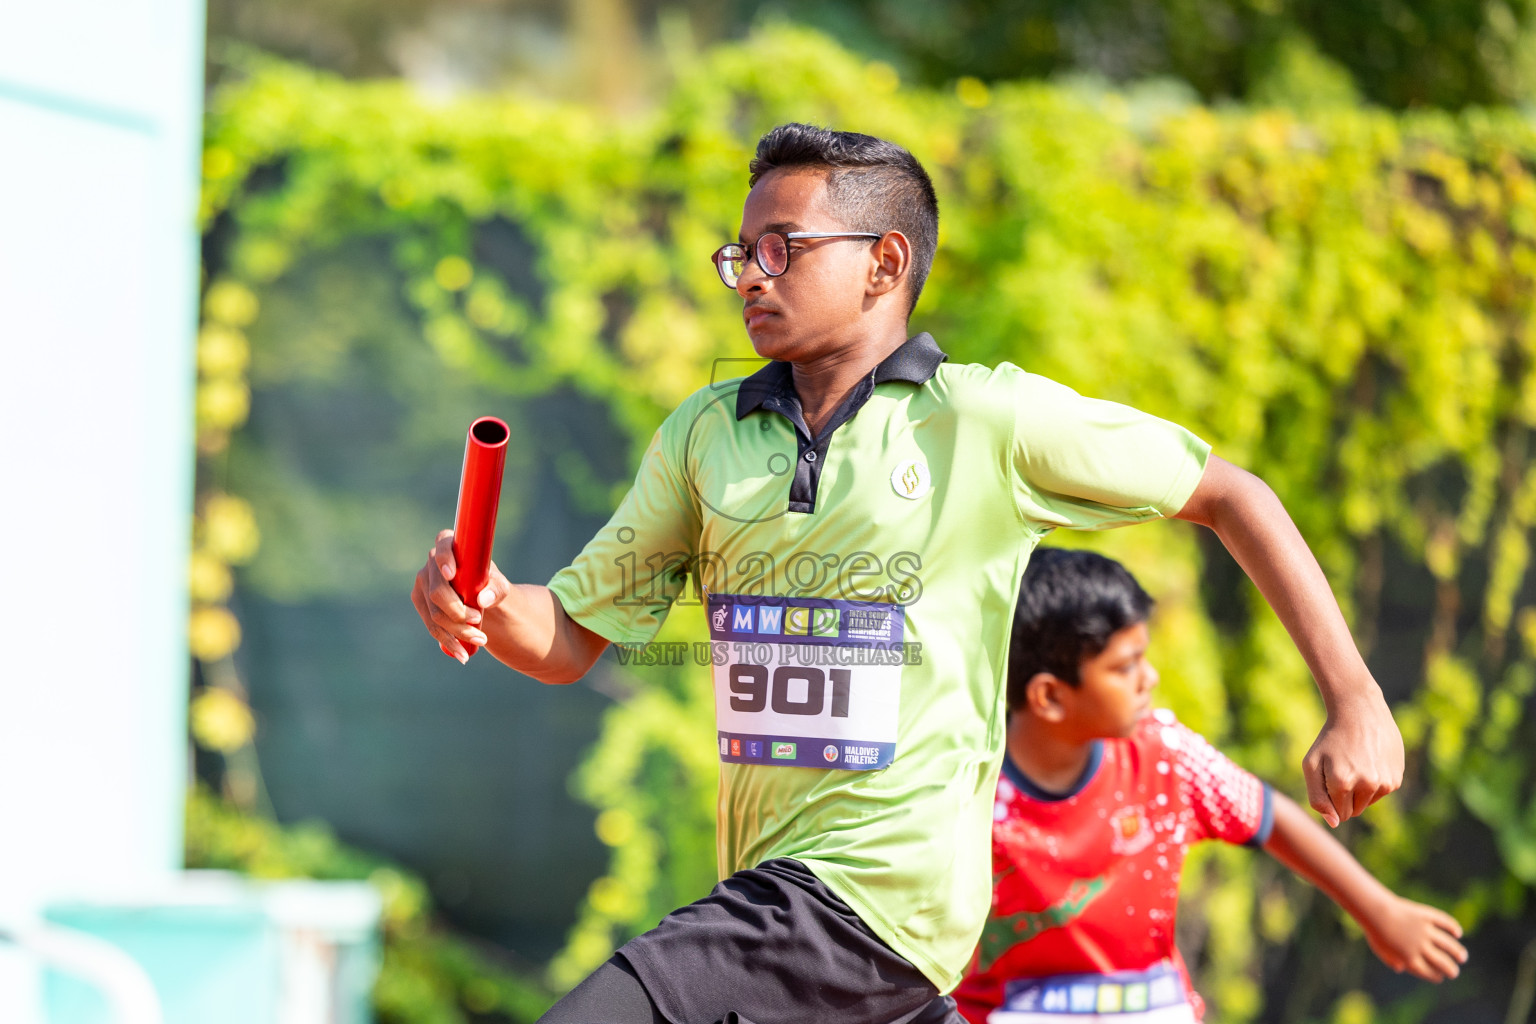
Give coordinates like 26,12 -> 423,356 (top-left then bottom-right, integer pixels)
938,549 -> 1466,1023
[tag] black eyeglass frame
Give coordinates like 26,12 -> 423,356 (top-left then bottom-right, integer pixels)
711,231 -> 883,288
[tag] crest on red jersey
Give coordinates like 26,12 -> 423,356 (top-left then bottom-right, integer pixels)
1109,807 -> 1154,855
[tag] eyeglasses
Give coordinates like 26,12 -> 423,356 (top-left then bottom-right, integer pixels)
711,231 -> 882,288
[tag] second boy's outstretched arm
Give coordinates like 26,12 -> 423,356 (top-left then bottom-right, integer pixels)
1174,454 -> 1404,826
1264,792 -> 1466,981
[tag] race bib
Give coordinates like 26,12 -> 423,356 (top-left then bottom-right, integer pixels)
706,594 -> 904,770
989,962 -> 1196,1024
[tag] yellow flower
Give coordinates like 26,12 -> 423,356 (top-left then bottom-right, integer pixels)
1333,991 -> 1374,1024
189,605 -> 243,662
956,77 -> 990,109
203,146 -> 237,180
189,550 -> 234,604
588,876 -> 637,918
202,494 -> 261,564
197,324 -> 250,378
434,255 -> 474,291
465,285 -> 506,330
190,687 -> 255,752
595,808 -> 636,846
204,281 -> 260,326
196,378 -> 251,432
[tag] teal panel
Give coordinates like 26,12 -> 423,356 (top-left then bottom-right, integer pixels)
44,905 -> 276,1024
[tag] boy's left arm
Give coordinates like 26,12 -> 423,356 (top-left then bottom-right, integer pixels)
1263,791 -> 1467,981
1175,454 -> 1404,826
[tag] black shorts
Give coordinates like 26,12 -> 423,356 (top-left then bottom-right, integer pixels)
539,858 -> 965,1024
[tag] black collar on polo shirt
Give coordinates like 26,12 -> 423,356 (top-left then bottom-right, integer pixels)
733,332 -> 948,514
734,332 -> 948,421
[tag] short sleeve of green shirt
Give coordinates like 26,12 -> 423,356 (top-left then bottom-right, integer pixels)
1005,366 -> 1211,530
546,410 -> 701,645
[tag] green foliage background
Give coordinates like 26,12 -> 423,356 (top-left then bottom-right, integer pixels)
194,26 -> 1536,1023
209,0 -> 1536,111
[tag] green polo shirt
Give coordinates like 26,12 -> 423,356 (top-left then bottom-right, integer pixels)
547,333 -> 1210,990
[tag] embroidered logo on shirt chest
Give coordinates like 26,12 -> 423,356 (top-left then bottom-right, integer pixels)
891,459 -> 931,499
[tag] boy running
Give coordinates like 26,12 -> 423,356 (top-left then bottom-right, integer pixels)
411,124 -> 1403,1023
942,548 -> 1465,1024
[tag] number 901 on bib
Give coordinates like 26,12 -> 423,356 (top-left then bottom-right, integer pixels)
707,594 -> 904,771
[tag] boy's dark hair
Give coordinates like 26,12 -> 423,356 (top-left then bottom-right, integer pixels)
749,123 -> 939,314
1007,548 -> 1155,710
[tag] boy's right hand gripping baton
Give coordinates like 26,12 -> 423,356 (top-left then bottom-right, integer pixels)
449,416 -> 510,659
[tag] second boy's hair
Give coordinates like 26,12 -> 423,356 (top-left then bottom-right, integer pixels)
1008,548 -> 1155,709
749,123 -> 939,313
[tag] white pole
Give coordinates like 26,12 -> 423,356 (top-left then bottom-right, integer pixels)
0,926 -> 164,1024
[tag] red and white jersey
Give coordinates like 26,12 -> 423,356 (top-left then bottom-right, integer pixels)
954,709 -> 1273,1023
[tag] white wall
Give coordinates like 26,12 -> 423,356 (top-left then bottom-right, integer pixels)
0,0 -> 205,1018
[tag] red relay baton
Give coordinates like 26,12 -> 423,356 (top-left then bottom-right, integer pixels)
448,416 -> 509,659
